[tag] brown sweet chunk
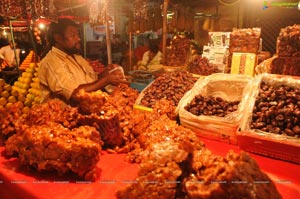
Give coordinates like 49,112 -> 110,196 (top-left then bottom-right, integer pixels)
75,89 -> 108,115
184,149 -> 282,199
116,141 -> 188,199
5,123 -> 102,181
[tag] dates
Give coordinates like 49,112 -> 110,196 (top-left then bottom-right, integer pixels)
166,37 -> 191,67
250,81 -> 300,137
187,55 -> 219,76
140,71 -> 197,108
184,95 -> 240,117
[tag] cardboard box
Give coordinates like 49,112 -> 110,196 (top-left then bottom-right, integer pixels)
237,133 -> 300,164
231,53 -> 257,76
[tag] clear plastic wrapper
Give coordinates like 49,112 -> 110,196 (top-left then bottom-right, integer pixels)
255,56 -> 300,77
229,28 -> 261,54
255,56 -> 276,75
177,73 -> 252,144
277,24 -> 300,57
238,73 -> 300,163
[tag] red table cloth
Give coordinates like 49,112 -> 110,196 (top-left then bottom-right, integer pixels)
0,137 -> 299,199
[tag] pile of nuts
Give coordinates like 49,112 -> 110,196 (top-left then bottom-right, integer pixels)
187,55 -> 219,76
166,37 -> 191,67
250,81 -> 300,137
140,71 -> 197,108
185,95 -> 240,117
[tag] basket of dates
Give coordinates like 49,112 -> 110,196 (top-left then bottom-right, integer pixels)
238,73 -> 300,164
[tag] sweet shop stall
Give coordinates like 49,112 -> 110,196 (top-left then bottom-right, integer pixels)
0,0 -> 300,199
0,20 -> 34,85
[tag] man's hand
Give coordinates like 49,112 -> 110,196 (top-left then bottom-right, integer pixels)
106,69 -> 129,85
102,64 -> 129,85
0,59 -> 9,69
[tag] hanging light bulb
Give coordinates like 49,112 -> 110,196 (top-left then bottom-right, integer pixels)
38,23 -> 45,30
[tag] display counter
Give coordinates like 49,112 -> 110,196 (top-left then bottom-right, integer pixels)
0,137 -> 299,199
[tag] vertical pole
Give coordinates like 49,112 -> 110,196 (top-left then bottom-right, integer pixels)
162,0 -> 169,65
129,31 -> 132,70
9,21 -> 20,74
133,32 -> 137,49
83,22 -> 87,58
27,22 -> 38,63
105,0 -> 112,65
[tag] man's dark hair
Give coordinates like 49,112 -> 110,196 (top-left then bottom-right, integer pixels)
149,42 -> 159,54
41,18 -> 78,58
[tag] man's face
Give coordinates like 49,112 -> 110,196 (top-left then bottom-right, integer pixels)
60,25 -> 81,54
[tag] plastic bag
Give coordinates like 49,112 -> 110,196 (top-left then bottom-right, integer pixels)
238,73 -> 300,163
177,73 -> 252,144
105,65 -> 126,93
239,73 -> 300,145
255,56 -> 277,75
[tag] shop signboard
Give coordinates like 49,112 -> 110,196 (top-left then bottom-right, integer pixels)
93,24 -> 115,36
202,45 -> 228,72
208,32 -> 230,47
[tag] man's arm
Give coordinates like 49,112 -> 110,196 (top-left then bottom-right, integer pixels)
0,47 -> 5,60
15,49 -> 20,66
0,50 -> 8,69
70,68 -> 128,104
40,55 -> 128,104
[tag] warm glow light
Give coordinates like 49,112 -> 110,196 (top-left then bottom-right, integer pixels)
38,23 -> 45,30
2,30 -> 7,36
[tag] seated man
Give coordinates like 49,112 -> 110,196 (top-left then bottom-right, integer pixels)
0,40 -> 20,71
135,41 -> 163,73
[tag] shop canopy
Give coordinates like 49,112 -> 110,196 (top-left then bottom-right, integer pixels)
0,0 -> 221,21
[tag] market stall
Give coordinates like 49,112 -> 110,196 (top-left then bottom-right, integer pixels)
1,1 -> 300,199
1,74 -> 300,198
0,20 -> 33,84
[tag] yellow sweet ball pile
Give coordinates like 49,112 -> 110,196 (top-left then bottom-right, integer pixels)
0,78 -> 25,113
4,61 -> 42,114
26,63 -> 41,105
12,67 -> 34,96
15,63 -> 41,104
19,51 -> 38,71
